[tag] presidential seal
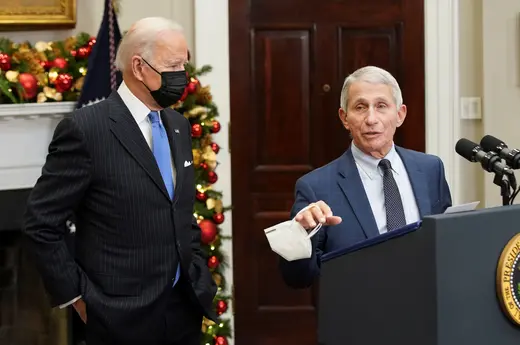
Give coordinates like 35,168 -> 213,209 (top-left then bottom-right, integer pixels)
497,233 -> 520,326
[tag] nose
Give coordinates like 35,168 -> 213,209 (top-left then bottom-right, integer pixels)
365,107 -> 379,125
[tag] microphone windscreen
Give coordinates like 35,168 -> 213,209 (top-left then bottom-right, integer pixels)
480,135 -> 503,152
455,138 -> 479,161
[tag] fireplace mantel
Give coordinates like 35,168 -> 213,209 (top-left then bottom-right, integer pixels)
0,102 -> 75,191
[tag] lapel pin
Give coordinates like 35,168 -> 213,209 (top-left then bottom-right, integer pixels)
174,129 -> 180,134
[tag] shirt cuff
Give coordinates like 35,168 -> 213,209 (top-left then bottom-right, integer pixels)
59,295 -> 82,309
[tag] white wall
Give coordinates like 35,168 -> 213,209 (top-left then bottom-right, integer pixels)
6,0 -> 194,50
482,0 -> 520,206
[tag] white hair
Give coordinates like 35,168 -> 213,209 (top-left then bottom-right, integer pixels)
339,66 -> 403,110
115,17 -> 184,72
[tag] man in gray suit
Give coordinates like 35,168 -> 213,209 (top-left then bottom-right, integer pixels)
23,17 -> 216,345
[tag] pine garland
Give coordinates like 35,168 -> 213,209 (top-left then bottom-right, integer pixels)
173,63 -> 233,345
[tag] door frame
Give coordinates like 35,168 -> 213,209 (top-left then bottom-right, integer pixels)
193,0 -> 461,342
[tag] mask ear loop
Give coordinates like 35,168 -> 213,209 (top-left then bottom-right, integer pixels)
291,204 -> 324,239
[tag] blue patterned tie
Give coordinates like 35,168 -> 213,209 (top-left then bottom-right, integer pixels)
379,159 -> 406,231
148,111 -> 180,286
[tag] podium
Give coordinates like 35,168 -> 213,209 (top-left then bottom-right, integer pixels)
318,204 -> 520,345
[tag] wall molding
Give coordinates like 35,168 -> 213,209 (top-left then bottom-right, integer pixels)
424,0 -> 461,204
0,102 -> 72,191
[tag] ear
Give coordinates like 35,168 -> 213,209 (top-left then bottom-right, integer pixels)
338,108 -> 350,131
396,104 -> 407,127
131,56 -> 145,82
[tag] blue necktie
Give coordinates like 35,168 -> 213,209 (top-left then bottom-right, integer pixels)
148,111 -> 180,286
148,111 -> 174,199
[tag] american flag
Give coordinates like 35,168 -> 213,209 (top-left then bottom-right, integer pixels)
76,0 -> 122,108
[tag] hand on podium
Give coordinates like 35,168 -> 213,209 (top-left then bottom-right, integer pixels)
294,201 -> 342,230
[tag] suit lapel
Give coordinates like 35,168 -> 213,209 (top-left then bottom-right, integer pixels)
395,146 -> 430,217
337,149 -> 380,239
107,93 -> 171,202
161,110 -> 185,204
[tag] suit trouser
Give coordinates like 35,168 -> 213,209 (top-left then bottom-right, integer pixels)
85,280 -> 203,345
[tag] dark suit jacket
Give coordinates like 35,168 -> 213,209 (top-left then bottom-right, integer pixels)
279,145 -> 452,288
22,92 -> 217,341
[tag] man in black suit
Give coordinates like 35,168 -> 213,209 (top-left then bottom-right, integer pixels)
22,17 -> 217,345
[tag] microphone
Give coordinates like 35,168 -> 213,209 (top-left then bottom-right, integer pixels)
480,135 -> 520,169
455,138 -> 513,175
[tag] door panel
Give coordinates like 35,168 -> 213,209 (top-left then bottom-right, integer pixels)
229,1 -> 424,344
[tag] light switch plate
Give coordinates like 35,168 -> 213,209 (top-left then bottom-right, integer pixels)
460,97 -> 482,119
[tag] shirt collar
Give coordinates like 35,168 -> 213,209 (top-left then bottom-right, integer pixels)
351,141 -> 400,179
117,81 -> 153,125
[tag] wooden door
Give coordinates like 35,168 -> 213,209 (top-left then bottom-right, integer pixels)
229,1 -> 425,344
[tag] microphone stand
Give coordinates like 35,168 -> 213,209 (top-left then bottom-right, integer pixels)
493,171 -> 516,206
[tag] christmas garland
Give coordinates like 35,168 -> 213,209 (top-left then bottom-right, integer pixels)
0,34 -> 233,345
0,33 -> 95,104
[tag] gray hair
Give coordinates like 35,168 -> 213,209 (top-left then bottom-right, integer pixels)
339,66 -> 403,110
115,17 -> 184,72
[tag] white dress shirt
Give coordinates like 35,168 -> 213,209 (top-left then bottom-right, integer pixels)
351,142 -> 420,234
59,81 -> 177,308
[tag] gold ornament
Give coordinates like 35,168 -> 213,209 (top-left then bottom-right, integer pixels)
206,198 -> 216,210
48,69 -> 59,84
212,273 -> 222,286
5,71 -> 19,83
64,36 -> 77,52
74,76 -> 85,91
196,85 -> 212,105
202,145 -> 217,170
187,106 -> 207,118
37,92 -> 47,103
192,149 -> 201,165
214,200 -> 223,213
34,41 -> 49,52
36,73 -> 48,86
201,323 -> 207,333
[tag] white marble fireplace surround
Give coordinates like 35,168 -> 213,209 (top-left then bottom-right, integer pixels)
0,102 -> 75,192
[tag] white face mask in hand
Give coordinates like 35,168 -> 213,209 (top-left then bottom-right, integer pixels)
264,205 -> 322,261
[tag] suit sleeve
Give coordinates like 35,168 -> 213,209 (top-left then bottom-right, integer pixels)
438,158 -> 452,212
22,116 -> 92,307
278,178 -> 326,288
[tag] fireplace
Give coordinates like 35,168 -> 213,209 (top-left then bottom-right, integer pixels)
0,189 -> 69,345
0,102 -> 76,345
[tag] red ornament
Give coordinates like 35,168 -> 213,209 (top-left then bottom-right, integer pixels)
199,162 -> 208,170
211,121 -> 221,133
208,171 -> 218,184
0,53 -> 11,71
53,57 -> 68,70
88,37 -> 97,46
191,123 -> 203,137
86,45 -> 93,56
55,73 -> 73,93
196,191 -> 208,202
39,60 -> 52,70
199,219 -> 217,244
70,50 -> 77,58
210,142 -> 220,154
179,87 -> 189,102
18,73 -> 38,99
186,81 -> 198,94
215,336 -> 228,345
208,255 -> 219,269
216,300 -> 228,315
213,213 -> 224,224
77,47 -> 89,59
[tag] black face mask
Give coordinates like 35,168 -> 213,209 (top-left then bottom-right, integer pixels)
141,58 -> 188,108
